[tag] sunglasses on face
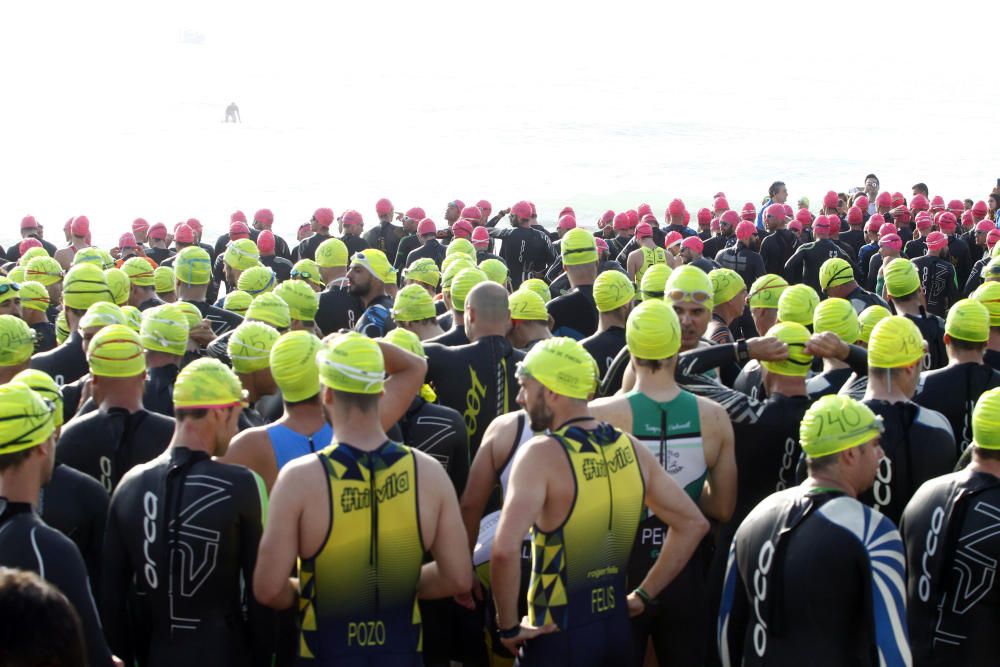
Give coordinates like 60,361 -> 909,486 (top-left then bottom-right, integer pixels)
0,283 -> 20,295
667,289 -> 712,303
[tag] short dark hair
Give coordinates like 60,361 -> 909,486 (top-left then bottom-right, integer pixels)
974,446 -> 1000,461
890,289 -> 921,304
175,408 -> 210,421
947,337 -> 987,352
912,183 -> 929,196
331,390 -> 380,413
806,452 -> 840,473
768,181 -> 786,198
632,356 -> 675,372
0,448 -> 34,472
865,173 -> 879,186
0,569 -> 86,667
284,393 -> 320,408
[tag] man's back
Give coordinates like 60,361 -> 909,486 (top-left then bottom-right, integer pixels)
547,284 -> 598,340
101,447 -> 270,667
716,244 -> 765,287
912,255 -> 958,317
914,363 -> 1000,455
759,229 -> 796,275
719,487 -> 909,667
784,238 -> 854,293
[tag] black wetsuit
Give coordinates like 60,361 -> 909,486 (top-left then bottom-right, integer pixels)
398,397 -> 469,495
860,399 -> 957,524
427,323 -> 468,347
101,447 -> 272,667
144,364 -> 179,417
758,229 -> 797,275
39,463 -> 109,587
845,284 -> 889,313
903,310 -> 948,371
913,362 -> 1000,456
963,256 -> 990,296
186,298 -> 244,335
946,235 -> 972,286
293,232 -> 332,262
146,246 -> 173,265
913,255 -> 958,317
806,367 -> 853,401
4,238 -> 58,261
393,234 -> 420,274
340,233 -> 369,259
840,228 -> 865,259
424,335 -> 523,456
260,254 -> 293,282
56,407 -> 175,493
405,238 -> 448,269
900,469 -> 1000,667
30,330 -> 87,386
138,295 -> 166,311
702,233 -> 735,264
904,237 -> 927,260
30,320 -> 57,353
315,280 -> 362,335
986,349 -> 1000,373
547,284 -> 598,340
490,226 -> 554,289
718,487 -> 910,667
581,326 -> 626,382
354,294 -> 395,338
783,238 -> 857,293
690,256 -> 721,273
0,500 -> 115,667
715,245 -> 766,288
364,221 -> 405,264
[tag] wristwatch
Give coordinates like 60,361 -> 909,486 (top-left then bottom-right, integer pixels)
633,586 -> 658,610
736,339 -> 750,363
498,623 -> 521,640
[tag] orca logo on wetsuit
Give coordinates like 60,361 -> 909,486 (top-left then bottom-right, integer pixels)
873,457 -> 893,512
143,491 -> 158,589
752,539 -> 775,657
918,505 -> 945,602
777,437 -> 797,491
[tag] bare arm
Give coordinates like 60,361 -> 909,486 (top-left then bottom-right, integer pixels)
459,417 -> 507,554
253,461 -> 307,610
627,251 -> 640,282
695,399 -> 737,522
377,341 -> 427,430
416,453 -> 474,599
631,439 -> 709,600
218,429 -> 278,491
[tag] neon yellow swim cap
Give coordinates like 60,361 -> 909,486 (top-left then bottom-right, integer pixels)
224,290 -> 253,316
813,297 -> 860,344
223,238 -> 260,271
442,256 -> 475,290
451,268 -> 487,312
709,268 -> 746,305
884,257 -> 921,298
761,321 -> 813,377
800,395 -> 883,459
0,382 -> 56,454
819,258 -> 855,291
291,259 -> 324,289
983,258 -> 1000,283
972,388 -> 1000,450
640,263 -> 672,300
140,304 -> 190,356
0,315 -> 36,367
173,358 -> 247,410
24,256 -> 63,287
228,321 -> 280,374
55,310 -> 69,345
445,238 -> 476,260
121,257 -> 156,287
593,269 -> 634,312
858,305 -> 891,344
520,278 -> 552,304
868,315 -> 925,368
777,284 -> 819,327
274,279 -> 319,322
392,284 -> 437,322
381,327 -> 425,358
79,302 -> 126,331
270,330 -> 324,402
315,238 -> 349,268
12,370 -> 63,428
6,268 -> 24,285
72,247 -> 105,267
509,289 -> 549,322
479,258 -> 509,286
946,298 -> 990,343
749,274 -> 788,309
350,249 -> 395,284
237,265 -> 277,295
972,282 -> 1000,327
317,332 -> 385,395
87,324 -> 146,378
561,228 -> 598,266
174,247 -> 213,285
18,281 -> 50,313
173,301 -> 204,330
626,299 -> 681,360
120,305 -> 142,333
18,247 -> 48,266
104,268 -> 130,306
246,292 -> 291,330
402,258 -> 441,289
97,249 -> 116,270
665,265 -> 714,310
153,266 -> 175,295
63,263 -> 113,310
518,336 -> 598,400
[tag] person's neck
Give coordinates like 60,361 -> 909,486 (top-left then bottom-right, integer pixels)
22,310 -> 46,325
804,471 -> 857,498
0,368 -> 23,385
170,427 -> 215,455
329,410 -> 386,450
892,300 -> 921,317
0,467 -> 42,507
634,365 -> 680,401
641,238 -> 656,249
988,330 -> 1000,352
969,454 -> 1000,479
865,374 -> 912,404
469,324 -> 506,342
948,348 -> 984,365
522,325 -> 551,345
360,286 -> 385,309
100,388 -> 144,413
765,374 -> 807,398
71,238 -> 88,249
597,311 -> 626,332
549,404 -> 595,431
146,353 -> 181,369
714,303 -> 740,325
280,400 -> 328,434
177,286 -> 207,302
567,269 -> 596,288
451,311 -> 465,327
414,322 -> 444,340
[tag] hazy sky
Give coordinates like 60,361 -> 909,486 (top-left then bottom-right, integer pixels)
2,1 -> 998,242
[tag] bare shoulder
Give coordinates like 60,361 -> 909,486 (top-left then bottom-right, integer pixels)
272,451 -> 326,495
481,410 -> 522,442
218,425 -> 271,462
694,394 -> 730,424
588,395 -> 630,427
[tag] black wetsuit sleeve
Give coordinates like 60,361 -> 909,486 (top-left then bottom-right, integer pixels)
677,343 -> 739,376
717,540 -> 749,667
237,472 -> 276,667
844,344 -> 868,377
100,482 -> 137,665
782,246 -> 805,284
43,529 -> 115,667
